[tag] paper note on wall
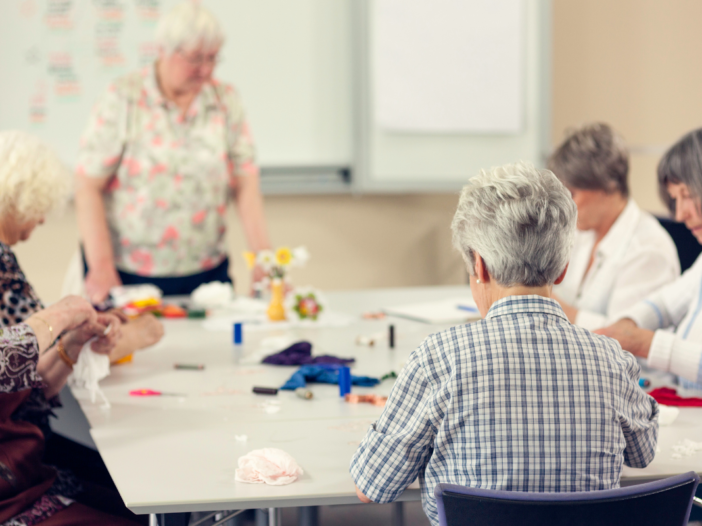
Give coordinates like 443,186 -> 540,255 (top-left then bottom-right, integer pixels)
373,0 -> 524,133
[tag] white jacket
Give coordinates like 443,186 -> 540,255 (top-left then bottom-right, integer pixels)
621,252 -> 702,388
555,200 -> 680,331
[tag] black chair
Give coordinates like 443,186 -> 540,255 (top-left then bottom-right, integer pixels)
435,471 -> 700,526
657,216 -> 702,273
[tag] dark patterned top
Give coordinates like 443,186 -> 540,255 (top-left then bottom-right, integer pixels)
0,242 -> 42,326
0,325 -> 74,526
0,244 -> 80,525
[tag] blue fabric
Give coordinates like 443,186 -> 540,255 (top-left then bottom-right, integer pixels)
280,364 -> 379,390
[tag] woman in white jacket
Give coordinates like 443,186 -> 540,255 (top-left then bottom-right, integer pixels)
549,123 -> 680,331
598,128 -> 702,390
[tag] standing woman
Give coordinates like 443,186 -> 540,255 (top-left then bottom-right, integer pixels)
75,1 -> 270,303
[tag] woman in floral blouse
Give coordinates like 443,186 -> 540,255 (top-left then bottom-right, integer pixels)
75,2 -> 271,303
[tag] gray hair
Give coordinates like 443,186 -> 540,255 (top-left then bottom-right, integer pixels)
451,162 -> 577,287
548,122 -> 629,197
155,2 -> 224,55
657,128 -> 702,214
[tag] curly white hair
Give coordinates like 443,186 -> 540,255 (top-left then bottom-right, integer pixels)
156,1 -> 224,55
0,131 -> 71,222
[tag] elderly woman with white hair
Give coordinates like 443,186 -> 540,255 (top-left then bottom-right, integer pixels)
75,1 -> 271,302
350,162 -> 658,526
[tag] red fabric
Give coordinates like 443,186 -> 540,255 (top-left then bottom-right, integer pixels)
648,387 -> 702,407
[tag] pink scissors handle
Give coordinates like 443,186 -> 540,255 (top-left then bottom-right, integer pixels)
130,389 -> 162,396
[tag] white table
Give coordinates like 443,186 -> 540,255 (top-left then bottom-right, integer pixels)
61,286 -> 702,525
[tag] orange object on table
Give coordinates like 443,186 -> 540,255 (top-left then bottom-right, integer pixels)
160,304 -> 187,318
113,353 -> 133,365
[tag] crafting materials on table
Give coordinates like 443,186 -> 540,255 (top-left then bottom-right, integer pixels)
280,364 -> 380,391
253,386 -> 278,395
233,322 -> 243,345
174,363 -> 205,370
295,388 -> 314,400
388,325 -> 395,348
235,448 -> 304,486
129,389 -> 185,397
648,387 -> 702,407
338,366 -> 351,396
355,332 -> 385,346
262,341 -> 354,366
382,297 -> 481,324
361,311 -> 386,320
344,393 -> 388,407
639,378 -> 651,388
456,304 -> 479,313
381,371 -> 398,381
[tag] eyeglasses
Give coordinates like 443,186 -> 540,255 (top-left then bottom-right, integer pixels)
176,50 -> 221,67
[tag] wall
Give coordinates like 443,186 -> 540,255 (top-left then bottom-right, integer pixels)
552,0 -> 702,214
13,194 -> 466,304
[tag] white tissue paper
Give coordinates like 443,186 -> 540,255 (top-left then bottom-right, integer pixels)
110,284 -> 162,308
191,281 -> 235,308
235,448 -> 303,486
657,404 -> 680,426
68,343 -> 111,408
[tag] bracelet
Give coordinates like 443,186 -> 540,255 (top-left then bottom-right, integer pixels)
33,316 -> 53,341
56,338 -> 76,369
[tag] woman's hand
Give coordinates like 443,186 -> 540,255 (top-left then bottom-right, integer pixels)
61,312 -> 124,360
85,264 -> 122,304
594,319 -> 655,358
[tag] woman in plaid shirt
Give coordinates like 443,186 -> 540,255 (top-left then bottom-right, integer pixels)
350,162 -> 658,526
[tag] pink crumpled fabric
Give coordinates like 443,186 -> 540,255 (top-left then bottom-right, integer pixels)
235,448 -> 304,486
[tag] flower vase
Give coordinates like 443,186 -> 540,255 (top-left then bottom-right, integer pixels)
267,279 -> 287,322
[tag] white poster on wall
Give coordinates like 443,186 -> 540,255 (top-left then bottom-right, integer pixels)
373,0 -> 524,134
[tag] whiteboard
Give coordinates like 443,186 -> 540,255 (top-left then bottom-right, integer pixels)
374,0 -> 523,133
356,0 -> 551,191
0,0 -> 353,170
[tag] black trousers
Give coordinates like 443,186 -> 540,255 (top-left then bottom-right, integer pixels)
81,248 -> 232,296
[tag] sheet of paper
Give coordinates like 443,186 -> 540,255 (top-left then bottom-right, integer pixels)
374,0 -> 524,133
382,297 -> 481,324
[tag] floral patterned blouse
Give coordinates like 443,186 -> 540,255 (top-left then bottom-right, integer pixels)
76,65 -> 258,277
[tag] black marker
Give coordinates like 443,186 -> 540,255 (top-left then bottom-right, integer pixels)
389,324 -> 395,349
253,386 -> 278,395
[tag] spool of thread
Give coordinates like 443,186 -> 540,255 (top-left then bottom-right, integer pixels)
389,325 -> 395,349
338,366 -> 351,397
233,322 -> 243,345
253,386 -> 278,395
639,378 -> 651,388
295,387 -> 313,400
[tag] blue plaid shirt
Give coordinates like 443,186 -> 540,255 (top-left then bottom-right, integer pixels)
350,295 -> 659,526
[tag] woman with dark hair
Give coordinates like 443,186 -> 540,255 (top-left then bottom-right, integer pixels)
548,123 -> 679,331
599,127 -> 702,391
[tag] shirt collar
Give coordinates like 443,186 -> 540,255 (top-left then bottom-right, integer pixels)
485,295 -> 568,321
143,64 -> 219,112
595,199 -> 641,257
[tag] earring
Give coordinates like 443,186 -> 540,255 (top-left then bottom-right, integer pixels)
476,279 -> 481,284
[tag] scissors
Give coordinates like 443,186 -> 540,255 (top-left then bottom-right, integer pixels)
129,389 -> 186,397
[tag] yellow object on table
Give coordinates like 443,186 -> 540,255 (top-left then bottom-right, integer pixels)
267,280 -> 287,321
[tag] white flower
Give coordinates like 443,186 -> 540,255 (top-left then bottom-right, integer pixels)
291,246 -> 310,267
257,249 -> 275,271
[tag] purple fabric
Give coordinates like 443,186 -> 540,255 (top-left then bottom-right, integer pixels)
262,341 -> 355,366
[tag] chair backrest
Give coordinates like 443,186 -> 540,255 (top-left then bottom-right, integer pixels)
434,472 -> 700,526
657,216 -> 702,273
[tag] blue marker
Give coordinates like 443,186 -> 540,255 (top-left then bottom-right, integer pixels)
339,366 -> 351,397
457,304 -> 479,313
233,322 -> 243,345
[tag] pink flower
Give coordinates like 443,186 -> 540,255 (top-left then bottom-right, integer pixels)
152,136 -> 163,146
192,210 -> 207,225
130,249 -> 154,275
161,225 -> 179,243
155,199 -> 168,209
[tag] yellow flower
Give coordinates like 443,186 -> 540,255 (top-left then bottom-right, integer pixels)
275,247 -> 293,266
243,251 -> 256,269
